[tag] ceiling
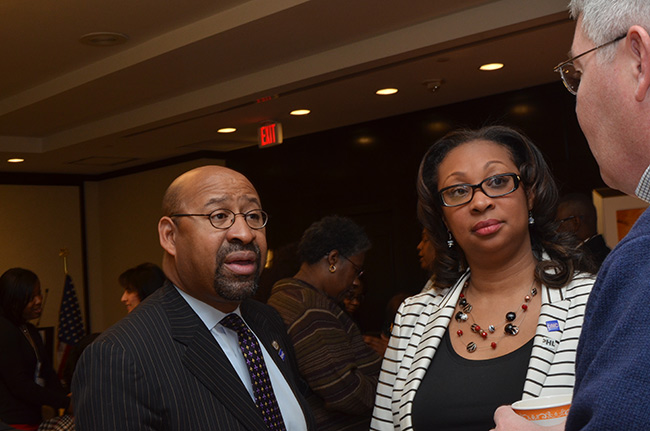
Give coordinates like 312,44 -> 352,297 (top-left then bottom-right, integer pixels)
0,0 -> 577,176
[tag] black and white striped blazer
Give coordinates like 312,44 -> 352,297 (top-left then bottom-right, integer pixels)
370,270 -> 595,431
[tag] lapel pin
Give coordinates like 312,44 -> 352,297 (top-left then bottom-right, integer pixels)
546,320 -> 560,332
272,340 -> 286,361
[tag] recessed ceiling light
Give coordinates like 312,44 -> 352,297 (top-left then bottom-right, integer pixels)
80,32 -> 129,47
376,88 -> 398,95
7,158 -> 24,163
356,136 -> 375,145
217,128 -> 237,133
479,63 -> 504,71
290,109 -> 311,116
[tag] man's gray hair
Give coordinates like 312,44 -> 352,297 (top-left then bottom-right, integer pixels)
570,0 -> 650,61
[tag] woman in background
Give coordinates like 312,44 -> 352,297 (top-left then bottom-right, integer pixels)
371,126 -> 596,430
342,277 -> 365,316
119,262 -> 166,313
0,268 -> 69,430
268,215 -> 381,431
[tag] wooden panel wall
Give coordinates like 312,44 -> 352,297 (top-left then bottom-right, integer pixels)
227,81 -> 603,332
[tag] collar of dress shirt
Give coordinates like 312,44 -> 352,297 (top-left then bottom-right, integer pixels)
174,285 -> 241,331
635,164 -> 650,203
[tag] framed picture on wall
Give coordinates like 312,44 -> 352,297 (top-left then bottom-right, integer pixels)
593,188 -> 649,249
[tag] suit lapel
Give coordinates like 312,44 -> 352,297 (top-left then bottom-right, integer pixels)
242,303 -> 285,370
161,284 -> 267,430
523,284 -> 571,397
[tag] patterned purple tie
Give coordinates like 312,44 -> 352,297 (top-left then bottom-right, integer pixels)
220,313 -> 287,431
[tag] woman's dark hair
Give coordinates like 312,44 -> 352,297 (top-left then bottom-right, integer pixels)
118,263 -> 166,301
0,268 -> 40,325
417,125 -> 595,289
298,216 -> 371,264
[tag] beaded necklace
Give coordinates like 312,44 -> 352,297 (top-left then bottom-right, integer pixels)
454,279 -> 537,353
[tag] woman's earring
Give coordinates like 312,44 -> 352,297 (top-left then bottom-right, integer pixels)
528,211 -> 535,225
329,264 -> 336,273
447,231 -> 454,248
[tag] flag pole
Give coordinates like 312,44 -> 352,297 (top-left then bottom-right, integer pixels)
59,248 -> 69,275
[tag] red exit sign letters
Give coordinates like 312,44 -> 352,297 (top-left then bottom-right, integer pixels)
258,122 -> 283,148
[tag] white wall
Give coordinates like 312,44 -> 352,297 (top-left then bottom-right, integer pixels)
1,158 -> 225,341
0,184 -> 84,332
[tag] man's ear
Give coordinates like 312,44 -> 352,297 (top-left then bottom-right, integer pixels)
629,25 -> 650,102
573,215 -> 584,232
159,217 -> 178,257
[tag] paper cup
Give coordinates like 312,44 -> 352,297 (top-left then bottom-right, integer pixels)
511,394 -> 571,427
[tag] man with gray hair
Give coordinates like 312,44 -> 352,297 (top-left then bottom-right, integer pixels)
493,1 -> 650,429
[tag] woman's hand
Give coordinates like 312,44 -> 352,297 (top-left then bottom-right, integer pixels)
492,405 -> 565,431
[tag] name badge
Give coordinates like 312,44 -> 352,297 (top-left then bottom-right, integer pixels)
546,320 -> 560,332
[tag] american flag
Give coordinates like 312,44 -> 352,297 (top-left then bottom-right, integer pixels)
57,274 -> 85,377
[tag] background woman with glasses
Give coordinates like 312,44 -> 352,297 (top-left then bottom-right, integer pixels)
268,215 -> 381,431
371,126 -> 596,431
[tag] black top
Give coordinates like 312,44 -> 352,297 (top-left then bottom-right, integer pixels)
0,316 -> 69,425
412,329 -> 534,431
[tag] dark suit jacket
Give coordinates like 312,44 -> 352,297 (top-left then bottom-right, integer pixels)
72,282 -> 315,430
583,234 -> 611,267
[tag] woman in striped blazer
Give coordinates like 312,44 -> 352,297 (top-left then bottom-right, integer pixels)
371,126 -> 596,431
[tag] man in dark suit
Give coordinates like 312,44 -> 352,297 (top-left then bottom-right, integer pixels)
555,193 -> 611,267
73,166 -> 315,430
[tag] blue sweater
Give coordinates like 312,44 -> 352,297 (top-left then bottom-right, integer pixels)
567,207 -> 650,430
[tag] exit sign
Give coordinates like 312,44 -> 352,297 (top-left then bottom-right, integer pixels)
258,122 -> 283,148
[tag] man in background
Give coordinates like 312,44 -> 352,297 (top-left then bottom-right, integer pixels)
73,166 -> 314,430
556,193 -> 610,267
494,1 -> 650,429
416,228 -> 436,292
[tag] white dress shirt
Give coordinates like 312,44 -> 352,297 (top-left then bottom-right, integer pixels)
175,287 -> 307,431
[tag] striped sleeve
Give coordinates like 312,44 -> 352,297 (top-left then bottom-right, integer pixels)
269,284 -> 381,415
370,291 -> 440,431
370,300 -> 406,430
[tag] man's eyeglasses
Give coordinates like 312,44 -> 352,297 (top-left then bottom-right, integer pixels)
342,255 -> 364,278
438,173 -> 521,207
554,34 -> 626,95
558,215 -> 583,225
170,208 -> 268,230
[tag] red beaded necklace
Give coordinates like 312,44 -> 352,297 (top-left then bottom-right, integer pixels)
454,279 -> 537,353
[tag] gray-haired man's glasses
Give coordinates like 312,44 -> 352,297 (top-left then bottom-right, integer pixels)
553,34 -> 626,95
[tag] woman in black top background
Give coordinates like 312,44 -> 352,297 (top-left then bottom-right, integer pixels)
0,268 -> 69,430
